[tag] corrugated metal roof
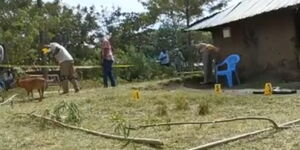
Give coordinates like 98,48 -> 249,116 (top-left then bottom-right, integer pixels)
187,0 -> 300,31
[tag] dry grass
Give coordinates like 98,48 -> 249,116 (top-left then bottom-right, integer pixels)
0,80 -> 300,150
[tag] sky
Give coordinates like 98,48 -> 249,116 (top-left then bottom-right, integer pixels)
44,0 -> 241,29
55,0 -> 146,13
46,0 -> 241,13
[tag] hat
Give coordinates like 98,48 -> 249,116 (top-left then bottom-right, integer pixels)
44,44 -> 51,48
42,48 -> 50,54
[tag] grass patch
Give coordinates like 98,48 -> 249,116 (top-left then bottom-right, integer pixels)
197,100 -> 209,116
0,80 -> 300,150
155,100 -> 168,116
174,96 -> 189,111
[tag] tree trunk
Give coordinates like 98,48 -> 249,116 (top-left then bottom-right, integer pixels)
185,0 -> 191,46
37,0 -> 48,79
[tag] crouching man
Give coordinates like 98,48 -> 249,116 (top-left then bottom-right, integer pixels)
44,42 -> 80,94
194,42 -> 220,84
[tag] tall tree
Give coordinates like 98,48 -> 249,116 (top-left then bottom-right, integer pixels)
37,0 -> 48,77
140,0 -> 229,45
0,0 -> 101,65
0,0 -> 40,64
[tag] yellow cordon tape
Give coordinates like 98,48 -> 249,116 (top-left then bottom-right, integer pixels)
0,64 -> 134,69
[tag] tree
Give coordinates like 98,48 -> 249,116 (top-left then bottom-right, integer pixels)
0,0 -> 101,65
140,0 -> 229,45
0,0 -> 229,80
0,0 -> 40,64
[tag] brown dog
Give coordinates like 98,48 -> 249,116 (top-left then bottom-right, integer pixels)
17,77 -> 47,101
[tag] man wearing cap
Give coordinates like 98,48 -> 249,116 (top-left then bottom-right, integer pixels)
44,42 -> 80,94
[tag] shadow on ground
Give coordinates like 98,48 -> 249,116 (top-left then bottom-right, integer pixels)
160,74 -> 300,90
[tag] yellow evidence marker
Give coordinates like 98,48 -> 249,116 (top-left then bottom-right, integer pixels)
264,83 -> 273,96
132,89 -> 141,100
214,84 -> 222,94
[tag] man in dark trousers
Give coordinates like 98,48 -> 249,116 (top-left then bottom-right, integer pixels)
101,36 -> 116,88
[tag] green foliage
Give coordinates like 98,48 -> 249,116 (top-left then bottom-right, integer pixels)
141,0 -> 229,24
52,101 -> 82,125
117,46 -> 175,81
0,0 -> 100,65
137,0 -> 225,68
110,112 -> 130,137
0,0 -> 226,81
0,0 -> 40,64
110,111 -> 138,149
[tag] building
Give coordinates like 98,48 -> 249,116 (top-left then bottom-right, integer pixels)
187,0 -> 300,80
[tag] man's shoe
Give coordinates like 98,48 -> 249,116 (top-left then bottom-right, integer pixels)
75,89 -> 80,93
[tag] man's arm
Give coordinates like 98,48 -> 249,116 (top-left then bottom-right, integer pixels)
52,47 -> 60,56
158,53 -> 167,61
179,52 -> 185,61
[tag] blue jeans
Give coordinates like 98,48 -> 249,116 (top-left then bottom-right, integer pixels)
103,59 -> 116,87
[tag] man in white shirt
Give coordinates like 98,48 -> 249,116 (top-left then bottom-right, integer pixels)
45,42 -> 80,94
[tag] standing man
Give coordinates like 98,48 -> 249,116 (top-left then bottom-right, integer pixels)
44,42 -> 80,94
101,36 -> 116,88
0,44 -> 5,73
195,42 -> 220,84
173,48 -> 185,72
158,49 -> 170,66
0,44 -> 5,63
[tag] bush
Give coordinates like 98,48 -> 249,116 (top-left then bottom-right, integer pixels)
116,46 -> 175,81
175,96 -> 189,110
77,46 -> 176,82
155,101 -> 168,116
197,100 -> 209,116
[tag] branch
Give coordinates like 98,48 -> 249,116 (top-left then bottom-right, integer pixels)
188,118 -> 300,150
27,113 -> 163,147
0,94 -> 18,106
130,117 -> 281,130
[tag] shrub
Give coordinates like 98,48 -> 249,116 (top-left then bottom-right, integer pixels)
116,46 -> 175,81
197,100 -> 209,116
175,96 -> 189,110
52,101 -> 82,125
155,101 -> 168,116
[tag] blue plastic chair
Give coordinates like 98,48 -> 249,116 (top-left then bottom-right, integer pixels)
215,54 -> 241,88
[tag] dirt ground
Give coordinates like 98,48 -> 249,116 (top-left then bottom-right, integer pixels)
163,74 -> 300,95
